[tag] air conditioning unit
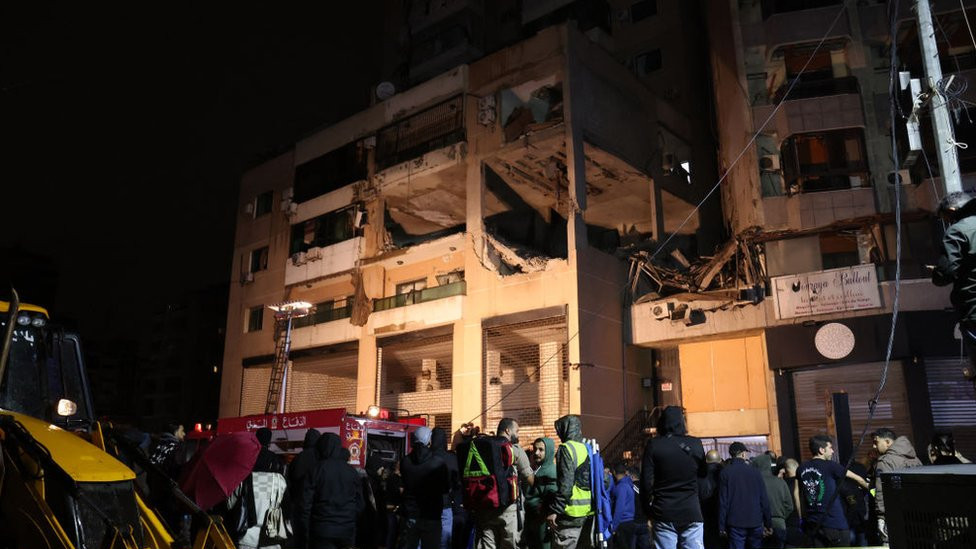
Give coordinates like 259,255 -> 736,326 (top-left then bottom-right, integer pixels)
760,155 -> 780,172
888,169 -> 912,185
243,202 -> 255,215
284,202 -> 298,217
241,272 -> 255,284
650,302 -> 675,320
291,252 -> 307,266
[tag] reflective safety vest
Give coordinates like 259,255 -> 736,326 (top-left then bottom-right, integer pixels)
562,440 -> 594,517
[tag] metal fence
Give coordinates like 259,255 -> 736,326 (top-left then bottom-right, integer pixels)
373,281 -> 466,312
375,95 -> 465,170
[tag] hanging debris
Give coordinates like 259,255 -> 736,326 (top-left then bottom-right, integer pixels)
629,227 -> 766,300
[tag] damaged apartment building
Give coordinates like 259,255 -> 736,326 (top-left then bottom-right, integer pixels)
220,0 -> 726,445
628,0 -> 976,461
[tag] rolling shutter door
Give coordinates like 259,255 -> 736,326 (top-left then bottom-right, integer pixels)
793,361 -> 912,462
483,315 -> 569,444
286,349 -> 359,413
925,357 -> 976,459
240,367 -> 270,416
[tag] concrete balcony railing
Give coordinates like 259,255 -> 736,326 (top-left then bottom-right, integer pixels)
743,3 -> 851,49
284,237 -> 362,286
763,187 -> 875,229
631,278 -> 951,347
753,93 -> 864,138
369,286 -> 465,335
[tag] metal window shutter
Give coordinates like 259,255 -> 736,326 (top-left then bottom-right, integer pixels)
483,315 -> 569,444
241,367 -> 270,416
286,349 -> 359,413
379,331 -> 453,430
925,357 -> 976,459
792,361 -> 912,462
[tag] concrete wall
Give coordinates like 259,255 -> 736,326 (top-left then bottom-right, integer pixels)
220,151 -> 294,417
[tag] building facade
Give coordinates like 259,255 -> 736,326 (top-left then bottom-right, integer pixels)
628,0 -> 976,460
219,3 -> 723,446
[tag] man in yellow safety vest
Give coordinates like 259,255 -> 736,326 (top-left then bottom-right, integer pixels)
546,415 -> 594,549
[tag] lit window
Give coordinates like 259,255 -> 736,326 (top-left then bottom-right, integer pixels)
250,246 -> 269,273
247,306 -> 264,333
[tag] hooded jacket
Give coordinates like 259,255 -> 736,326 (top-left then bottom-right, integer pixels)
525,437 -> 558,516
400,442 -> 449,520
639,406 -> 707,523
302,433 -> 364,543
752,454 -> 793,531
430,428 -> 460,509
288,429 -> 321,545
933,214 -> 976,322
874,436 -> 922,514
549,415 -> 590,526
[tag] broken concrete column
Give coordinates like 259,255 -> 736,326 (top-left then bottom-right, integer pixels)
419,358 -> 439,391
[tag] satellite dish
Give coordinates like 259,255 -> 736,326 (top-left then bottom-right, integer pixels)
376,81 -> 396,101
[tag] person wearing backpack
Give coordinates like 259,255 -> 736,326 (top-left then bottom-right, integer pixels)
456,418 -> 532,549
639,406 -> 707,549
546,415 -> 594,549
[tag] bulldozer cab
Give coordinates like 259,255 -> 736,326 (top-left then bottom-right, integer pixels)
0,300 -> 96,430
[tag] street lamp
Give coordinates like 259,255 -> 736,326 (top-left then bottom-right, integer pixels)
266,301 -> 314,414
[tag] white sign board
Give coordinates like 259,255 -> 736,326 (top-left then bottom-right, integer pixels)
772,264 -> 882,319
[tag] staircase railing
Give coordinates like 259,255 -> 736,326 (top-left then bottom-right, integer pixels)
600,407 -> 662,466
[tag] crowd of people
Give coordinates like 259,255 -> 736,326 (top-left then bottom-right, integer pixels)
139,407 -> 970,549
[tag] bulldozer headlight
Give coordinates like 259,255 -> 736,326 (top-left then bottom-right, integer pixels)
31,316 -> 46,327
57,398 -> 78,416
16,314 -> 31,326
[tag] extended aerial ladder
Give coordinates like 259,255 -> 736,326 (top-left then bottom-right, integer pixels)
263,301 -> 314,414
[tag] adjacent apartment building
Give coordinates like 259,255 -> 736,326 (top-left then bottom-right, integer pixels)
629,0 -> 976,460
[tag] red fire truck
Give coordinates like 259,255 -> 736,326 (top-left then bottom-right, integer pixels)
214,408 -> 426,469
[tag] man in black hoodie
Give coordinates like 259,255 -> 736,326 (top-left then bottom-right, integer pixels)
289,428 -> 321,548
302,432 -> 363,549
640,406 -> 707,549
253,427 -> 285,474
401,426 -> 450,549
430,427 -> 460,549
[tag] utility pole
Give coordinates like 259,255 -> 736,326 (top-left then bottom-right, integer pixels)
915,0 -> 963,195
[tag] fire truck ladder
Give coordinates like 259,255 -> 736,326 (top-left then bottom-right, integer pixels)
264,301 -> 313,414
264,318 -> 291,414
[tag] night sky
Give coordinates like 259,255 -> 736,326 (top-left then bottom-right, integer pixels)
2,3 -> 385,341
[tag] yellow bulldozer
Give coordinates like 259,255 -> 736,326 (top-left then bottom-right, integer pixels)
0,291 -> 235,549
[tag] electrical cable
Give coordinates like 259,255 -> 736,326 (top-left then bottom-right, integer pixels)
807,1 -> 903,540
961,0 -> 976,53
466,0 -> 856,427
